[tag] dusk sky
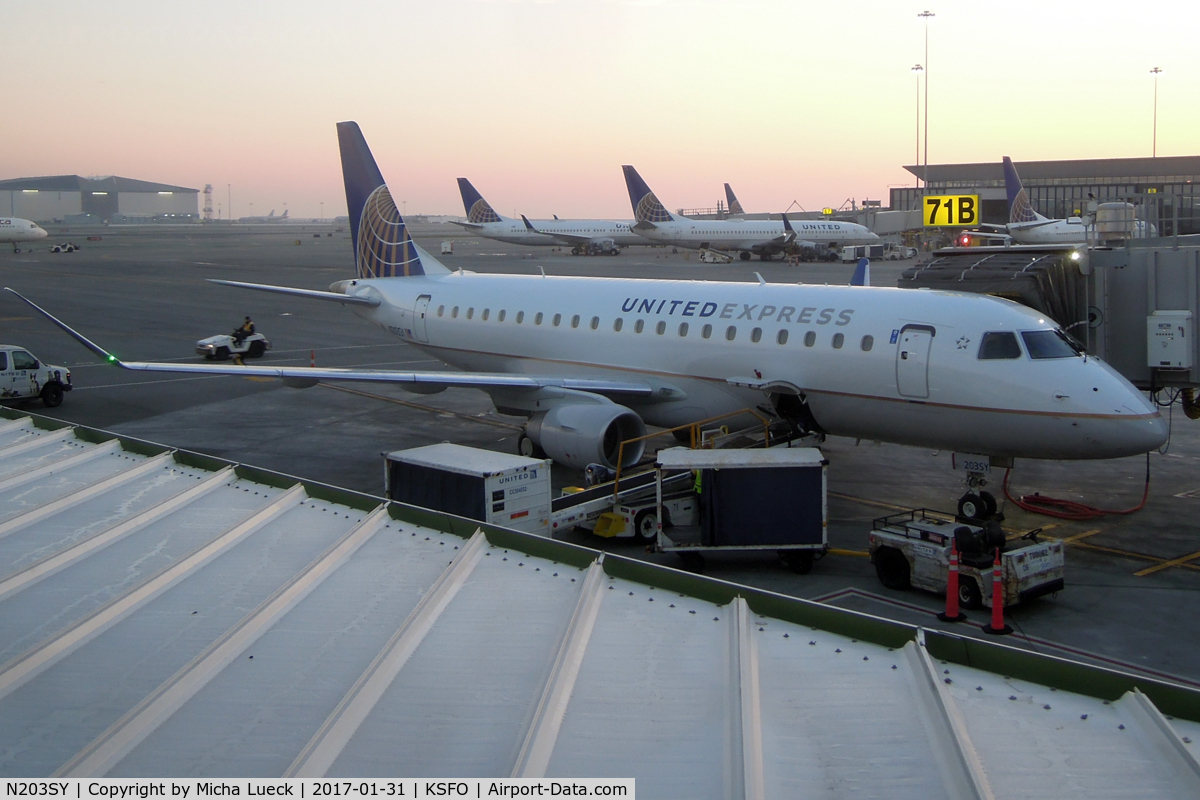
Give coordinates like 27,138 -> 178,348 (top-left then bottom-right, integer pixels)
3,1 -> 1196,219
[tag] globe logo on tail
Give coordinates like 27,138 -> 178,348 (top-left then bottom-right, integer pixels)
467,199 -> 501,224
1010,187 -> 1038,224
356,185 -> 423,278
635,192 -> 673,224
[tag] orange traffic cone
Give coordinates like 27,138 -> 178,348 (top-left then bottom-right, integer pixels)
982,547 -> 1013,635
938,539 -> 967,622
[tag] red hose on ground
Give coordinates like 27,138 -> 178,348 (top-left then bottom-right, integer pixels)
1001,453 -> 1151,521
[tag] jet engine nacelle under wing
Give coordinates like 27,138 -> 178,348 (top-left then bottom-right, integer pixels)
525,400 -> 647,470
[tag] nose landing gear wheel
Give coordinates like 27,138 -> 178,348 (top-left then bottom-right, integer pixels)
958,491 -> 998,520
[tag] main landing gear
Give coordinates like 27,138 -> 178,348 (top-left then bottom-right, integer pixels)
957,470 -> 999,522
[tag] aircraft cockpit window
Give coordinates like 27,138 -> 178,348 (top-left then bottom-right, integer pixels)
1021,329 -> 1084,359
978,332 -> 1022,359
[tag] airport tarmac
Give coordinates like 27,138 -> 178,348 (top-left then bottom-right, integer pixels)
3,224 -> 1200,686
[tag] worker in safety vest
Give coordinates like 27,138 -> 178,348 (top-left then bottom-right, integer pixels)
233,316 -> 255,345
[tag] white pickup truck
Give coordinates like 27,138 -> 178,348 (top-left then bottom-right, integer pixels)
0,345 -> 73,407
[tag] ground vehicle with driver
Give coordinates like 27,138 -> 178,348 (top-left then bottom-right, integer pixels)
0,345 -> 72,407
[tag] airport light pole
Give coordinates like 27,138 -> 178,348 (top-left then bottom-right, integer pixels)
918,10 -> 934,191
912,64 -> 923,183
918,10 -> 934,255
1150,67 -> 1162,157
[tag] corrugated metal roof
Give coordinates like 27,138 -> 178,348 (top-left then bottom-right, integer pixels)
2,408 -> 1200,795
0,175 -> 198,194
903,155 -> 1200,183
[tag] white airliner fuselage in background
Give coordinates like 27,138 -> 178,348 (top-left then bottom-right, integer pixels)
452,178 -> 642,251
623,166 -> 880,261
976,156 -> 1155,245
1,218 -> 48,252
11,122 -> 1167,489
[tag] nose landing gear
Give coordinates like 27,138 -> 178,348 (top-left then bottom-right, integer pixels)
957,471 -> 999,521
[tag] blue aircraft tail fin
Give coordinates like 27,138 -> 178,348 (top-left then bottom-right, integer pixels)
724,183 -> 744,215
457,178 -> 504,223
621,166 -> 675,224
336,121 -> 425,278
851,257 -> 870,287
1003,156 -> 1041,224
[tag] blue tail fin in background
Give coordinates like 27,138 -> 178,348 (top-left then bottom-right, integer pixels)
336,121 -> 424,278
1003,156 -> 1041,225
851,258 -> 870,287
457,178 -> 504,223
724,183 -> 744,215
621,166 -> 675,225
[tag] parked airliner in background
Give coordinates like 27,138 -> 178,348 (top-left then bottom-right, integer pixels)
238,209 -> 289,224
973,157 -> 1155,245
623,166 -> 880,261
7,122 -> 1167,518
1,218 -> 48,253
452,178 -> 643,254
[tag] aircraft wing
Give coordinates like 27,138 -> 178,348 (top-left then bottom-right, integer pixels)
4,287 -> 657,398
520,215 -> 593,247
450,221 -> 484,230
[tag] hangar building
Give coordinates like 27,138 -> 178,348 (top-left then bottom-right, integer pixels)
0,175 -> 199,224
889,155 -> 1200,235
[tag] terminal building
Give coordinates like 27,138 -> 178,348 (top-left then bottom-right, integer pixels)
0,175 -> 199,224
889,155 -> 1200,235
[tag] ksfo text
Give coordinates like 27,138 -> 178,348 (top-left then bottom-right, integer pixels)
2,780 -> 633,799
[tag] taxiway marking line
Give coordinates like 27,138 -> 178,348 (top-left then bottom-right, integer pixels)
1061,529 -> 1101,543
827,492 -> 911,513
827,548 -> 870,558
1134,549 -> 1200,577
1066,540 -> 1200,573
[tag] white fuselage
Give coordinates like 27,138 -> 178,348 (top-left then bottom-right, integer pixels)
464,218 -> 643,247
0,218 -> 48,244
638,218 -> 879,253
338,271 -> 1165,461
1009,218 -> 1154,245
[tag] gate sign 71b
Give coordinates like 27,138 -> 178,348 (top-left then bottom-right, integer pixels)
924,194 -> 979,227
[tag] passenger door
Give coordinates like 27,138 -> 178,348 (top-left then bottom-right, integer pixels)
895,325 -> 935,399
413,295 -> 431,343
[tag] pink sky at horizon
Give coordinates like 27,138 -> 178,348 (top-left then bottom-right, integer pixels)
3,0 -> 1197,219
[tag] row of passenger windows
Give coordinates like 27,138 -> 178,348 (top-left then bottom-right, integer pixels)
435,304 -> 873,350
